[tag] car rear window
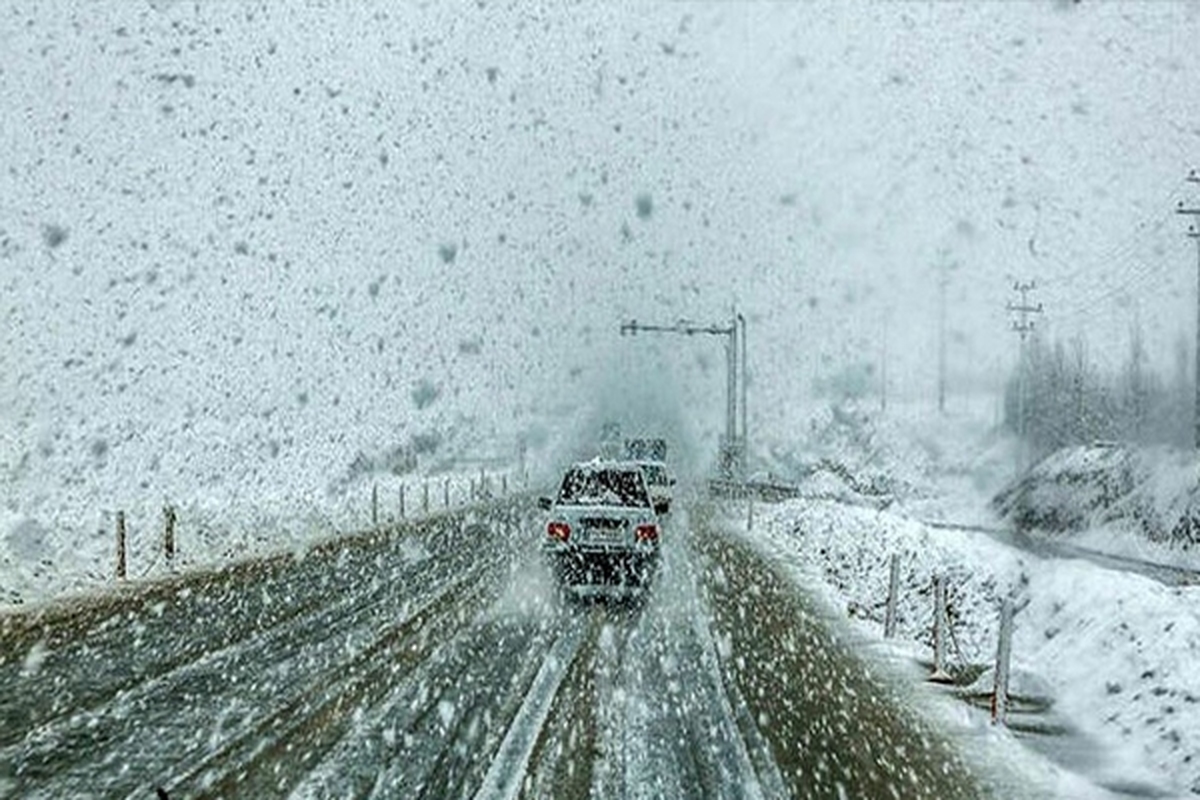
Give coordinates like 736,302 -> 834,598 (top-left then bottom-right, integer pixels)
558,468 -> 650,507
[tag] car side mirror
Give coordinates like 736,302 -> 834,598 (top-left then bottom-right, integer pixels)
537,496 -> 553,511
653,498 -> 671,515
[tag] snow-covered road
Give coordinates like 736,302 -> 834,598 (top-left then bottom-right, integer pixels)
0,497 -> 1021,799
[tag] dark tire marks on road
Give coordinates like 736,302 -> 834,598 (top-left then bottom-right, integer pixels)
695,517 -> 992,799
0,499 -> 1014,799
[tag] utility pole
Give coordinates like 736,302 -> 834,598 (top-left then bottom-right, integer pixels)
880,310 -> 890,413
1007,281 -> 1042,343
621,311 -> 747,479
1176,168 -> 1200,449
727,315 -> 738,460
936,256 -> 959,415
738,312 -> 747,456
1007,281 -> 1043,467
939,270 -> 948,414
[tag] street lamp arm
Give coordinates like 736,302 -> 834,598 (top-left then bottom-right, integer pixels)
620,319 -> 734,337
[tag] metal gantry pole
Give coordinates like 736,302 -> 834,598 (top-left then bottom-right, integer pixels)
727,314 -> 738,458
620,313 -> 745,478
738,312 -> 747,475
1194,229 -> 1200,448
1179,170 -> 1200,448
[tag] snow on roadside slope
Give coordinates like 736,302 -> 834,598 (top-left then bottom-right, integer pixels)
992,443 -> 1200,573
750,496 -> 1200,796
0,467 -> 519,610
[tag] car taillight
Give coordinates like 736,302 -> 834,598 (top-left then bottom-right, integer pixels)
635,523 -> 658,542
547,521 -> 571,542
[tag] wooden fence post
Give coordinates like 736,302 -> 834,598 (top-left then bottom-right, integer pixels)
992,598 -> 1015,725
116,511 -> 127,581
930,574 -> 951,683
747,496 -> 754,530
399,483 -> 406,519
372,483 -> 379,527
422,481 -> 429,514
163,505 -> 176,563
502,474 -> 508,496
444,478 -> 450,508
884,553 -> 899,638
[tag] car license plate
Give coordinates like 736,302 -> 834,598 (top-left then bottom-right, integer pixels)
587,525 -> 624,542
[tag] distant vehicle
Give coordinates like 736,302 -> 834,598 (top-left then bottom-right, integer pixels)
598,421 -> 623,459
624,437 -> 667,462
623,437 -> 673,514
539,460 -> 665,597
633,460 -> 674,515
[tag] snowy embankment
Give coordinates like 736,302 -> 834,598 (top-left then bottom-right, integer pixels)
750,498 -> 1200,795
0,466 -> 521,611
745,401 -> 1200,796
994,443 -> 1200,570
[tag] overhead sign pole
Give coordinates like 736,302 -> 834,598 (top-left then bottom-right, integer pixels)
1177,169 -> 1200,449
620,311 -> 746,479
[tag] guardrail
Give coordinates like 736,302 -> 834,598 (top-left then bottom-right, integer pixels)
708,478 -> 894,509
708,479 -> 804,502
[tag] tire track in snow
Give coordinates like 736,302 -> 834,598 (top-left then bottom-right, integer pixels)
472,620 -> 587,800
174,563 -> 496,799
287,552 -> 581,800
4,527 -> 492,799
0,512 -> 476,754
587,508 -> 782,799
631,515 -> 779,799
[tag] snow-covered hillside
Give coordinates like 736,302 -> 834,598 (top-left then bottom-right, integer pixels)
995,443 -> 1200,556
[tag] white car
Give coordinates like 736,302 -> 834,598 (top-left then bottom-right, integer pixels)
633,460 -> 674,515
539,460 -> 663,596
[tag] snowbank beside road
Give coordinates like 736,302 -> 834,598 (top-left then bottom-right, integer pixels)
752,496 -> 1200,796
744,400 -> 1200,795
0,468 -> 520,610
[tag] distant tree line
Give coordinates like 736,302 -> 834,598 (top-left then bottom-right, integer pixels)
1003,327 -> 1193,455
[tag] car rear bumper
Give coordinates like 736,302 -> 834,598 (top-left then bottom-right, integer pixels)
543,546 -> 659,588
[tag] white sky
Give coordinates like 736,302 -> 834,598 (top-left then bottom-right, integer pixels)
3,1 -> 1200,504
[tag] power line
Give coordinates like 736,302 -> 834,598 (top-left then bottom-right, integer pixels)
1042,221 -> 1176,325
1034,173 -> 1193,290
1026,175 -> 1194,329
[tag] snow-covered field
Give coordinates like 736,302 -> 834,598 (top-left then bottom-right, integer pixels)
748,400 -> 1200,797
